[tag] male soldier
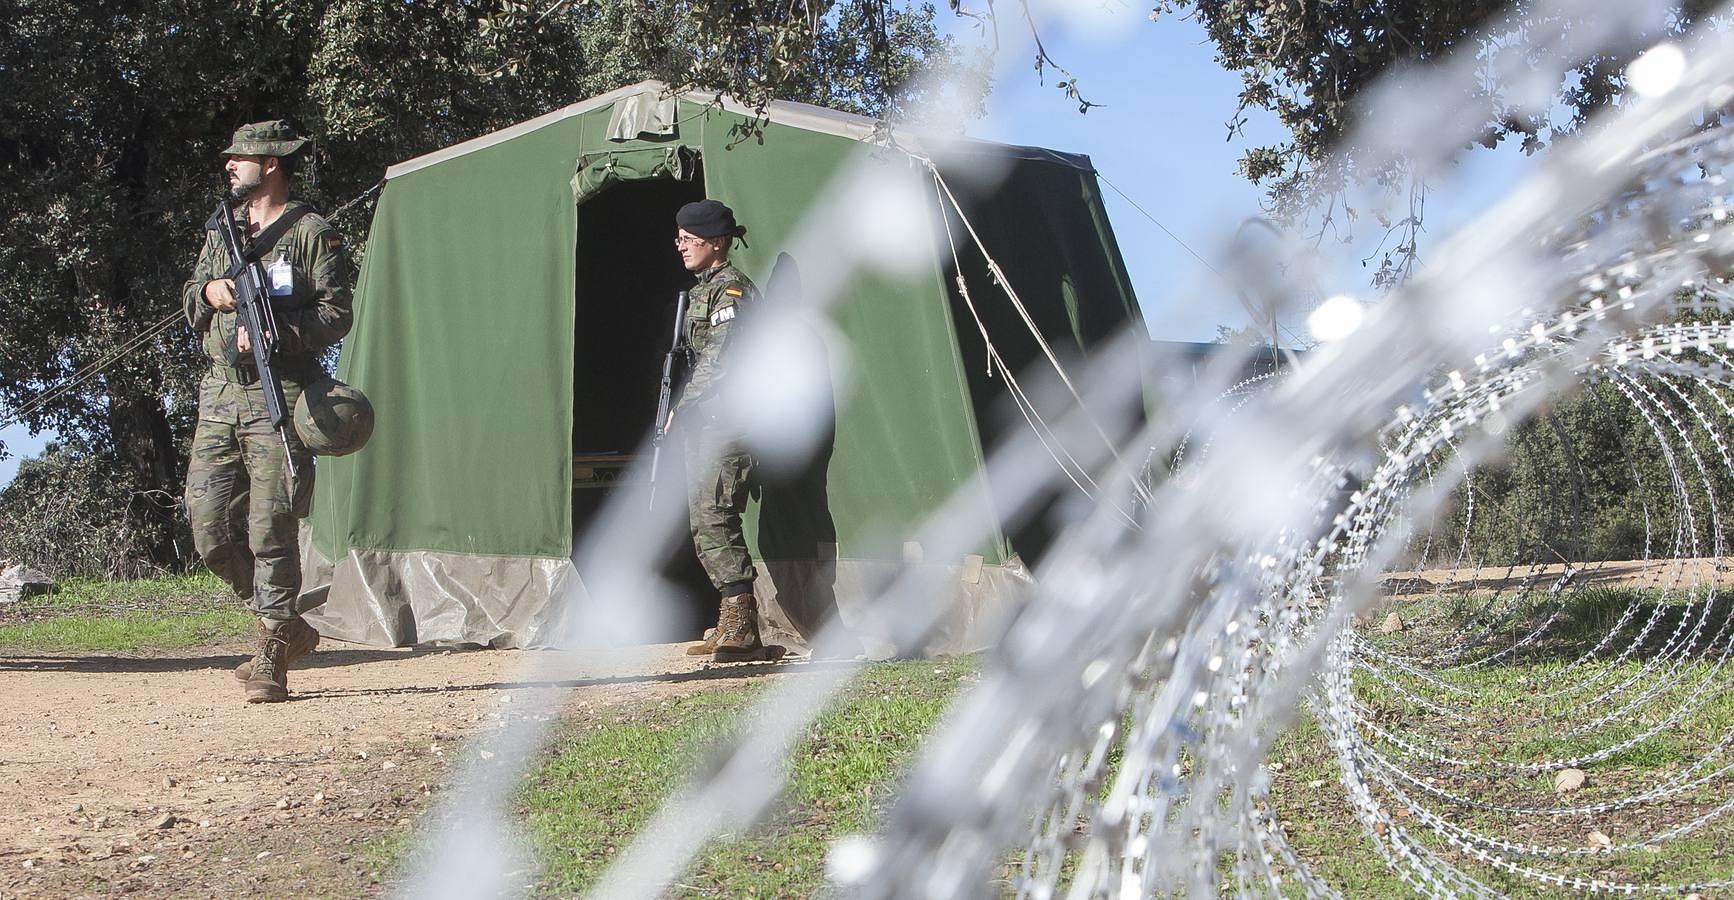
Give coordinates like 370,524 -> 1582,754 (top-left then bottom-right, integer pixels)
181,120 -> 352,702
671,199 -> 777,662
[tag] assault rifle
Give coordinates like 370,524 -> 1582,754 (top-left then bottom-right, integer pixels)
208,198 -> 297,482
647,290 -> 690,510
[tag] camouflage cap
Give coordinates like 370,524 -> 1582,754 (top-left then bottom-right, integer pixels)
220,120 -> 308,158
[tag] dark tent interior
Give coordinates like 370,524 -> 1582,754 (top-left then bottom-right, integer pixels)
571,168 -> 714,636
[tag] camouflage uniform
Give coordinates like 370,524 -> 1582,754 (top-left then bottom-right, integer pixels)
181,200 -> 352,620
678,261 -> 758,597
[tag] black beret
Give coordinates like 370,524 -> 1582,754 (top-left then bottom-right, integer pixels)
675,199 -> 742,239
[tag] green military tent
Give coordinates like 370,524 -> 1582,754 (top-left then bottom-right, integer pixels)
300,80 -> 1144,652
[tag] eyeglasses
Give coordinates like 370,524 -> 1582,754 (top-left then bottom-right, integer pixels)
674,234 -> 710,248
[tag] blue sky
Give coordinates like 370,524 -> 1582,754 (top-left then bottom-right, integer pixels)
0,4 -> 1533,488
0,423 -> 50,486
953,2 -> 1534,343
953,3 -> 1290,342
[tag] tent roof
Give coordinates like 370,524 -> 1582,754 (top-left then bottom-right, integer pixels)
385,79 -> 1095,180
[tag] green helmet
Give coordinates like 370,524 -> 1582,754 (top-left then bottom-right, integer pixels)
294,378 -> 374,456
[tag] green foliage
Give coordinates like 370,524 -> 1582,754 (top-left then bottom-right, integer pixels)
1417,377 -> 1732,567
0,0 -> 960,571
0,439 -> 189,577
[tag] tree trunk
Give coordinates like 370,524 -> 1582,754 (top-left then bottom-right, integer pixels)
108,377 -> 186,571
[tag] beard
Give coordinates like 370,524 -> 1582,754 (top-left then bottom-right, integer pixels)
228,171 -> 263,202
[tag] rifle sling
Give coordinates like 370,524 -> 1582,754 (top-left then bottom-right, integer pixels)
244,206 -> 316,264
208,205 -> 317,266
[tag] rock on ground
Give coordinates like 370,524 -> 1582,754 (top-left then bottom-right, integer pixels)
0,563 -> 52,604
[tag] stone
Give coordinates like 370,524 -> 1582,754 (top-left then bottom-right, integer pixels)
1553,768 -> 1587,793
150,814 -> 176,830
1379,612 -> 1403,634
1587,830 -> 1612,850
0,563 -> 52,604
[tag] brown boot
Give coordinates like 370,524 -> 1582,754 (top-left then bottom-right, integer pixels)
684,627 -> 720,657
243,628 -> 292,703
234,618 -> 320,681
713,593 -> 774,662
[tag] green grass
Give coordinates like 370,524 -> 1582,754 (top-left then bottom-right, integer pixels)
359,828 -> 416,880
0,609 -> 254,651
1261,587 -> 1734,899
1265,679 -> 1734,897
518,657 -> 975,897
0,571 -> 251,651
1265,716 -> 1414,897
17,572 -> 233,608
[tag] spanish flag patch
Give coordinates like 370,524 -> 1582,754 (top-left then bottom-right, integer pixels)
324,233 -> 344,252
723,286 -> 744,298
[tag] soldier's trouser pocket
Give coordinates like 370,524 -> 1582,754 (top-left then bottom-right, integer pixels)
685,440 -> 757,593
186,418 -> 252,601
234,418 -> 314,619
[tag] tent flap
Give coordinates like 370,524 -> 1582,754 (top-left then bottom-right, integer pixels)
605,90 -> 678,142
572,145 -> 697,203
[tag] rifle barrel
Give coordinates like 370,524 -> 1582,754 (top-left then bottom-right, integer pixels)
647,290 -> 691,510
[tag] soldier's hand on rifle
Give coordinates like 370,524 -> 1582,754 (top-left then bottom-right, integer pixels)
237,325 -> 275,354
203,278 -> 238,312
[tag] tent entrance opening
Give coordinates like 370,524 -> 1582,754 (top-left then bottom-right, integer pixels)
571,170 -> 713,637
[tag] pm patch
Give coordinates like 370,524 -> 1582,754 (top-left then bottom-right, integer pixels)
709,304 -> 737,327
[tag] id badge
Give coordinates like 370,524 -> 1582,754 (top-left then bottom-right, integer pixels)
267,255 -> 293,296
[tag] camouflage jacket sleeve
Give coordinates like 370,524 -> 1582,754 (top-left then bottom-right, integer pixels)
180,230 -> 227,334
270,215 -> 353,354
676,271 -> 755,413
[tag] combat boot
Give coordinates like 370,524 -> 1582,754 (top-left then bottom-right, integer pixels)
243,628 -> 292,703
684,626 -> 720,657
234,618 -> 319,681
713,593 -> 773,662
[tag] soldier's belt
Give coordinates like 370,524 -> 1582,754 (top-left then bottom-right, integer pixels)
209,361 -> 319,387
210,365 -> 260,386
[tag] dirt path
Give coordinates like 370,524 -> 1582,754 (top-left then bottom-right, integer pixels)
0,640 -> 801,897
1378,556 -> 1729,597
